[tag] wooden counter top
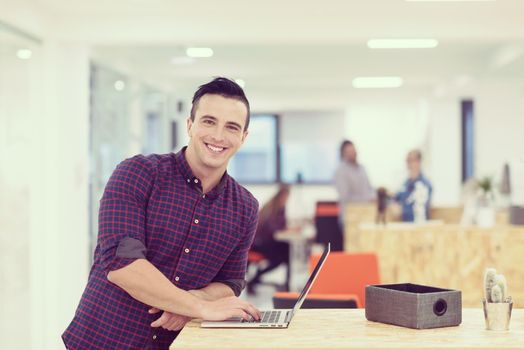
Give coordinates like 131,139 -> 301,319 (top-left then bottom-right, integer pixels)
171,309 -> 524,350
344,210 -> 524,308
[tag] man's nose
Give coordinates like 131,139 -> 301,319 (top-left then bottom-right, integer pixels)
210,126 -> 225,142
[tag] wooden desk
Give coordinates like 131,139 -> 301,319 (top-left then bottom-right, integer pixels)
171,309 -> 524,350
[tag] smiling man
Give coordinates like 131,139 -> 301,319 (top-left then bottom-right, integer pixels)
62,77 -> 261,350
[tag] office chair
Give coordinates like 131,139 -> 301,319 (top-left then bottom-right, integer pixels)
314,201 -> 344,251
273,251 -> 380,308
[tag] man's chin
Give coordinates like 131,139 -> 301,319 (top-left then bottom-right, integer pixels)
202,156 -> 228,170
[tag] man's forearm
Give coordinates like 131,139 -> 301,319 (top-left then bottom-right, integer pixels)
107,259 -> 205,318
191,282 -> 235,301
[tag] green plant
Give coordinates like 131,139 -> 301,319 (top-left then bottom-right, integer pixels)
477,177 -> 493,194
484,268 -> 509,303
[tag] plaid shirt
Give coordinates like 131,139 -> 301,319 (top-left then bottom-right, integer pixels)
62,148 -> 259,349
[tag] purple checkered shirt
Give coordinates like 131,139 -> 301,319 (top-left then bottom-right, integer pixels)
62,148 -> 259,349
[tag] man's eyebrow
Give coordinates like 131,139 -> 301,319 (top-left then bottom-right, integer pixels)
226,121 -> 243,129
200,115 -> 243,130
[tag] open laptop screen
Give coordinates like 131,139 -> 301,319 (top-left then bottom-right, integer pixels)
289,243 -> 331,319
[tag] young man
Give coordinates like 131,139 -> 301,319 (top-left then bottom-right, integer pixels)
334,140 -> 375,222
393,149 -> 433,222
62,77 -> 261,350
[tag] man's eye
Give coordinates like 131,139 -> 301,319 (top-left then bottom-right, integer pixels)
203,119 -> 214,125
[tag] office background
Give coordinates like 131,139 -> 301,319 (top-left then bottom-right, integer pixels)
2,1 -> 524,349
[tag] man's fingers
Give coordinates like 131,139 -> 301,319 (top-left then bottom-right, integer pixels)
237,300 -> 261,320
162,318 -> 178,330
149,307 -> 161,314
163,316 -> 189,331
151,312 -> 170,327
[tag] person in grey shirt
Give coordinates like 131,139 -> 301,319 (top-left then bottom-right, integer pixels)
334,140 -> 375,224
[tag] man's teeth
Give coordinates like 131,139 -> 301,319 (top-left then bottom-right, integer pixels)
207,144 -> 224,153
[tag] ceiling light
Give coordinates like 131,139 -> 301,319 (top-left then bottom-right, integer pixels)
367,39 -> 438,49
171,56 -> 195,65
186,47 -> 214,58
234,79 -> 245,88
352,77 -> 403,89
114,80 -> 125,91
17,49 -> 32,59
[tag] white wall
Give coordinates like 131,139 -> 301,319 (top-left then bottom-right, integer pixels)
0,34 -> 37,350
30,42 -> 90,350
0,37 -> 91,349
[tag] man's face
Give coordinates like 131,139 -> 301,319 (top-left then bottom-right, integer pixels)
406,153 -> 421,173
342,144 -> 357,163
186,94 -> 248,171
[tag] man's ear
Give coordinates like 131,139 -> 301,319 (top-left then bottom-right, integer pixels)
241,130 -> 249,144
186,117 -> 193,137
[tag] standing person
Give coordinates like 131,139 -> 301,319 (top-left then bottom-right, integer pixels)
393,149 -> 433,222
248,184 -> 291,293
334,140 -> 375,223
62,77 -> 261,350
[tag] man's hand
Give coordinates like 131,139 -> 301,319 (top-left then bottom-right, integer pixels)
148,290 -> 203,330
149,308 -> 191,331
199,296 -> 261,321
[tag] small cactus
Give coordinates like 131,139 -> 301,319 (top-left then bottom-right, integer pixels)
484,268 -> 497,302
495,274 -> 508,302
491,285 -> 503,303
484,268 -> 509,303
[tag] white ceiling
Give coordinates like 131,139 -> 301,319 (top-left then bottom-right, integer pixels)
3,0 -> 524,108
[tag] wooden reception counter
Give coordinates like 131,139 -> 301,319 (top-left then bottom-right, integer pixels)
344,205 -> 524,307
171,309 -> 524,350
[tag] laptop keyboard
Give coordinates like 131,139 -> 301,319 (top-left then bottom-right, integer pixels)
243,310 -> 281,323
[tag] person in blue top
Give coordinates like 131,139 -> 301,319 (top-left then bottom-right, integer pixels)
393,150 -> 433,222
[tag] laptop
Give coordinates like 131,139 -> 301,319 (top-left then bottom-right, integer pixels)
201,243 -> 330,328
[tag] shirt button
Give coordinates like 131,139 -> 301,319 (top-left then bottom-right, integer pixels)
202,194 -> 206,198
175,276 -> 180,282
194,219 -> 199,224
184,248 -> 190,253
194,179 -> 199,183
187,179 -> 190,183
152,335 -> 157,340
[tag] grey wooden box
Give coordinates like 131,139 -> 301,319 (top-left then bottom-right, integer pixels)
365,283 -> 462,329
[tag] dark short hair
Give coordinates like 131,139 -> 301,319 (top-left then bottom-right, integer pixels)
340,139 -> 354,159
190,77 -> 251,130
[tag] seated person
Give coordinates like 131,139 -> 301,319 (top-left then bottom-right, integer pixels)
393,150 -> 433,222
248,185 -> 291,293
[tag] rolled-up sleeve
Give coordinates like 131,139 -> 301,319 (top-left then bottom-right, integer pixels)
97,155 -> 156,275
212,202 -> 259,294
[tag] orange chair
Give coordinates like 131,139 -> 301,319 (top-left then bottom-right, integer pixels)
247,250 -> 283,293
273,251 -> 380,308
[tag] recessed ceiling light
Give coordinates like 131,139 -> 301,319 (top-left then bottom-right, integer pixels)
186,47 -> 214,58
114,80 -> 125,91
171,56 -> 195,65
367,39 -> 438,49
17,49 -> 32,59
352,77 -> 403,89
234,79 -> 245,88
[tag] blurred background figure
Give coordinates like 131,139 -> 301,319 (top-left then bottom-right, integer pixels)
248,184 -> 291,293
334,140 -> 375,225
376,187 -> 389,225
393,150 -> 433,222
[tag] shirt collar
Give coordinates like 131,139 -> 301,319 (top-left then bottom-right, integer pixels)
174,146 -> 228,200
